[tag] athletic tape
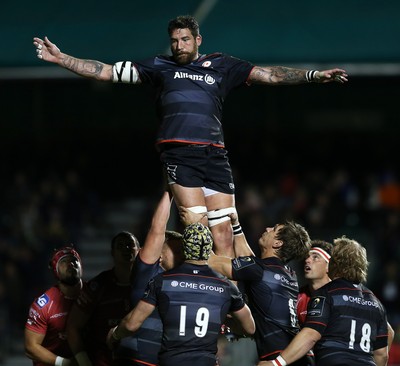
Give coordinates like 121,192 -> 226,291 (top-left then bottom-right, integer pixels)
187,206 -> 207,214
113,61 -> 139,83
207,207 -> 236,227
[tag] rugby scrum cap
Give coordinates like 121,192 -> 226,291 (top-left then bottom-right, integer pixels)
183,223 -> 213,260
49,245 -> 81,279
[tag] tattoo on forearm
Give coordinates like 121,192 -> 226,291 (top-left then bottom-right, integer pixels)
62,56 -> 104,78
251,67 -> 273,83
270,66 -> 305,82
250,66 -> 306,84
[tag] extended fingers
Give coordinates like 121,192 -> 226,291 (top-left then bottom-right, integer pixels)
324,69 -> 348,83
333,71 -> 348,83
33,37 -> 44,59
35,44 -> 43,59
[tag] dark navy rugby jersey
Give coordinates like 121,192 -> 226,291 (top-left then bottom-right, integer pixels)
119,254 -> 164,365
304,278 -> 389,366
231,256 -> 306,363
133,53 -> 254,147
142,262 -> 245,366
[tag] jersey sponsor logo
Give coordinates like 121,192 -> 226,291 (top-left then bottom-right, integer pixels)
170,280 -> 224,293
307,296 -> 325,317
342,295 -> 379,308
50,312 -> 68,319
233,256 -> 254,269
173,71 -> 216,85
273,273 -> 298,288
36,294 -> 49,308
204,74 -> 216,85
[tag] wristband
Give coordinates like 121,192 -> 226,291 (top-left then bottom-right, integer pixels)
306,70 -> 319,82
232,224 -> 243,236
272,355 -> 287,366
55,357 -> 64,366
55,356 -> 71,366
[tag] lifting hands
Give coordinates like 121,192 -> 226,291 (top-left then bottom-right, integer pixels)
179,206 -> 207,226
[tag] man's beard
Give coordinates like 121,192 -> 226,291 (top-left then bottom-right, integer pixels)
173,48 -> 198,65
60,272 -> 81,286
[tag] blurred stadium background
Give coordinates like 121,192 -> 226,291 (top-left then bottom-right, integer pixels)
1,0 -> 400,364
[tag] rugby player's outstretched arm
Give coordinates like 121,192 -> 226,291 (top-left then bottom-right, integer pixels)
248,66 -> 348,85
33,36 -> 120,82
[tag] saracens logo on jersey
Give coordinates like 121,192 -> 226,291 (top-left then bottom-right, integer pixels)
173,72 -> 215,85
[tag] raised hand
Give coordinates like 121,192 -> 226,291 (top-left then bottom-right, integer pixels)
33,36 -> 61,64
179,206 -> 207,226
316,68 -> 348,83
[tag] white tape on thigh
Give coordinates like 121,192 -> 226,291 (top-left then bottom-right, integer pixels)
112,61 -> 139,83
187,206 -> 207,214
207,207 -> 236,227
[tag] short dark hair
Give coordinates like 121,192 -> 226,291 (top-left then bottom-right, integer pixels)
310,239 -> 333,256
111,231 -> 140,251
276,221 -> 311,263
168,15 -> 200,38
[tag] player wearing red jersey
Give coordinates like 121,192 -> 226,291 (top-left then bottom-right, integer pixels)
25,246 -> 84,366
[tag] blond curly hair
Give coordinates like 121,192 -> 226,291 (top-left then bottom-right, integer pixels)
329,236 -> 369,283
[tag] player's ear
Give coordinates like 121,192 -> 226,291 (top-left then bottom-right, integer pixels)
196,35 -> 202,47
272,240 -> 283,249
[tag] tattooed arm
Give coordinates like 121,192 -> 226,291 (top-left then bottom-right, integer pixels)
33,36 -> 113,81
248,65 -> 348,85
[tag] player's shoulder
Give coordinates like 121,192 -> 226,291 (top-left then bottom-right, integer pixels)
200,52 -> 224,60
232,255 -> 257,269
45,285 -> 62,297
327,278 -> 353,290
208,266 -> 232,283
32,285 -> 59,309
199,52 -> 241,65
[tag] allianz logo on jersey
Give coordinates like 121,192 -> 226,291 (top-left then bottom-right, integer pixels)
170,280 -> 224,293
173,72 -> 215,85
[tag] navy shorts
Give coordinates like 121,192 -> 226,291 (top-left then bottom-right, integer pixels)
159,144 -> 235,195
